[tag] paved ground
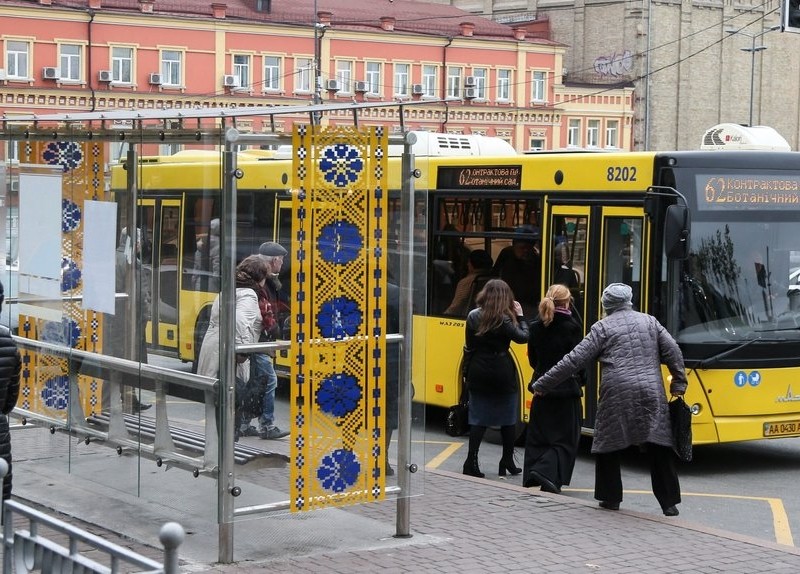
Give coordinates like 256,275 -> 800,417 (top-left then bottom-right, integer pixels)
7,422 -> 800,574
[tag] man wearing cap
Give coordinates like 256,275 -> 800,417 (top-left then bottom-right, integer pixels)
530,282 -> 688,517
252,241 -> 290,440
492,226 -> 541,317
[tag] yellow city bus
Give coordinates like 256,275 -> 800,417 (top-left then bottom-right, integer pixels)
112,140 -> 800,445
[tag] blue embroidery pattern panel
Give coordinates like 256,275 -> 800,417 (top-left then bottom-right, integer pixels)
290,126 -> 388,511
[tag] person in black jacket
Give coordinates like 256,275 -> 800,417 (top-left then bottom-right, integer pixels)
0,280 -> 21,500
462,279 -> 529,478
523,283 -> 584,494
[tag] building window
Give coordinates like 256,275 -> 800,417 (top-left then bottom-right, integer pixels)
336,60 -> 353,93
394,63 -> 410,97
497,69 -> 511,101
568,119 -> 581,147
587,119 -> 600,148
532,70 -> 546,103
58,44 -> 81,82
422,64 -> 437,97
111,46 -> 133,83
6,41 -> 29,80
529,137 -> 545,151
295,57 -> 312,92
472,67 -> 487,99
160,143 -> 182,156
365,61 -> 381,95
606,120 -> 619,148
447,66 -> 462,98
233,54 -> 250,89
161,50 -> 182,87
263,55 -> 281,91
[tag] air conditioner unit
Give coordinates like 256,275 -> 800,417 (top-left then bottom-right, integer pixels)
411,83 -> 424,96
98,70 -> 112,82
464,86 -> 478,99
222,74 -> 240,88
149,73 -> 162,85
0,69 -> 6,81
353,80 -> 368,93
42,67 -> 59,80
325,79 -> 339,91
9,180 -> 19,193
464,75 -> 476,87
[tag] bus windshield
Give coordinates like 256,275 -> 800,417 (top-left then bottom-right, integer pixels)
678,216 -> 800,343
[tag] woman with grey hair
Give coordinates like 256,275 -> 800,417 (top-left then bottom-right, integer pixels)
530,283 -> 688,516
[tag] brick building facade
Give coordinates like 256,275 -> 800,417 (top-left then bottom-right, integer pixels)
0,0 -> 634,153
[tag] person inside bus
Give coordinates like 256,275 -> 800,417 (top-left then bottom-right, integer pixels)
493,225 -> 541,317
530,283 -> 687,517
443,249 -> 494,317
462,279 -> 529,479
193,218 -> 220,292
196,255 -> 270,442
523,283 -> 584,494
252,241 -> 290,440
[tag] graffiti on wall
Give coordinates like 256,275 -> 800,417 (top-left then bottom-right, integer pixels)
594,50 -> 634,78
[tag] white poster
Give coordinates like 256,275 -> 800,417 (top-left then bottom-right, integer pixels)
82,200 -> 117,314
18,172 -> 62,298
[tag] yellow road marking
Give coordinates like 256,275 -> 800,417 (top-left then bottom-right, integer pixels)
563,488 -> 794,547
425,441 -> 464,469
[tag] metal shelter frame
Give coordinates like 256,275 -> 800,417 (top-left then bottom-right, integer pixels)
0,99 -> 433,562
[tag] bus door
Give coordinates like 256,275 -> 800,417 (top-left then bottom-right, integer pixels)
147,198 -> 182,354
546,204 -> 646,430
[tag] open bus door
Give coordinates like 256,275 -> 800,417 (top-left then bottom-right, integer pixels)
546,204 -> 647,435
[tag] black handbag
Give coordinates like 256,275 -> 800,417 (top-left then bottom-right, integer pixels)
445,400 -> 469,437
669,396 -> 693,462
445,370 -> 470,437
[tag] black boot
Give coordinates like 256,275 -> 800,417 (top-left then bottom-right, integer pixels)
498,424 -> 521,476
463,425 -> 487,478
463,452 -> 484,478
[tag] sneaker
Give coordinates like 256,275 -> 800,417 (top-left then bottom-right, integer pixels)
259,426 -> 290,440
239,426 -> 260,438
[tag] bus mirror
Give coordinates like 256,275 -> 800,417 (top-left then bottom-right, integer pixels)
664,204 -> 690,260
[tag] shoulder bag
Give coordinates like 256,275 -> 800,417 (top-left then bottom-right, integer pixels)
669,396 -> 693,462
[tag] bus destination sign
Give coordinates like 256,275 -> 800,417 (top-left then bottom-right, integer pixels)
438,165 -> 522,190
697,174 -> 800,210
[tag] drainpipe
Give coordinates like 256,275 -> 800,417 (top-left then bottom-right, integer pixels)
440,36 -> 453,132
87,9 -> 96,111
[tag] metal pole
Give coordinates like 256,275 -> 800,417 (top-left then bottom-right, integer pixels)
749,35 -> 756,127
218,128 -> 239,563
395,131 -> 416,538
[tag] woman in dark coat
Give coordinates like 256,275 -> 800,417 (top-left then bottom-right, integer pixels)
0,281 -> 21,500
531,283 -> 688,516
462,279 -> 529,478
523,283 -> 584,493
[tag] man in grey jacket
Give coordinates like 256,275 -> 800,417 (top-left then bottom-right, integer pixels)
531,283 -> 687,516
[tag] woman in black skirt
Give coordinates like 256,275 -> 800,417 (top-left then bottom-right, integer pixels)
462,279 -> 529,478
523,283 -> 584,493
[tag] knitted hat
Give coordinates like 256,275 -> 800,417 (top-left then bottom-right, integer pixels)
601,283 -> 632,313
259,242 -> 287,257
